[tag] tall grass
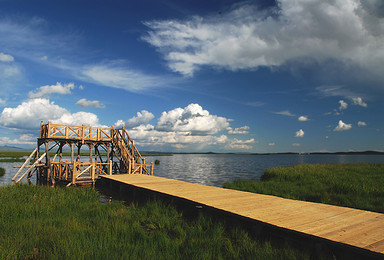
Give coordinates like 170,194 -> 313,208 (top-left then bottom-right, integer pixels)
223,163 -> 384,213
0,184 -> 308,259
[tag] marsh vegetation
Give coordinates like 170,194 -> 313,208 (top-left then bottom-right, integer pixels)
0,184 -> 308,259
224,163 -> 384,213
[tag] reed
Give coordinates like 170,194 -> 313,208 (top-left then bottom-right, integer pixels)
0,184 -> 308,259
223,163 -> 384,213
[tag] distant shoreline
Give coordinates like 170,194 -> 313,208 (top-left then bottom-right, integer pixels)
0,145 -> 383,156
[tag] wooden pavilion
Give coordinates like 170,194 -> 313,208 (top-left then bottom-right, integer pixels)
12,121 -> 153,186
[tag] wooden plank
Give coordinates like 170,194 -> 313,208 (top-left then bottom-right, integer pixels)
100,174 -> 384,256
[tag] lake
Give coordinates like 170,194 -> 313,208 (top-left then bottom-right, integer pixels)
1,154 -> 384,187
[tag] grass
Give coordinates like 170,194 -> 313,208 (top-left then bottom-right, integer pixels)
0,184 -> 308,259
223,163 -> 384,213
0,167 -> 4,177
0,151 -> 31,158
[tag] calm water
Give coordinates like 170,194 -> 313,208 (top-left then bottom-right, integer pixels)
1,154 -> 384,187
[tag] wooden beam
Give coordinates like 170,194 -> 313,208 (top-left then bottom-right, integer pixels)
12,148 -> 37,181
15,152 -> 46,183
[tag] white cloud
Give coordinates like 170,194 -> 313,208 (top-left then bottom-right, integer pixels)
0,52 -> 14,62
274,110 -> 295,117
116,103 -> 254,151
228,126 -> 250,135
228,138 -> 256,150
334,120 -> 352,132
76,98 -> 105,108
29,82 -> 75,98
0,134 -> 35,146
0,98 -> 101,130
53,111 -> 100,126
339,100 -> 348,110
156,103 -> 230,135
268,142 -> 275,146
79,63 -> 174,92
358,121 -> 367,126
125,110 -> 155,128
143,0 -> 384,77
40,55 -> 48,61
0,98 -> 6,106
295,129 -> 305,138
298,115 -> 310,122
352,97 -> 367,107
292,143 -> 301,147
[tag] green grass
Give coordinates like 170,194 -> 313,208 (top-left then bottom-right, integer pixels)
223,163 -> 384,213
0,184 -> 308,259
0,151 -> 31,158
0,168 -> 4,177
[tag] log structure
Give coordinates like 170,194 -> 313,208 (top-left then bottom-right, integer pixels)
12,121 -> 153,186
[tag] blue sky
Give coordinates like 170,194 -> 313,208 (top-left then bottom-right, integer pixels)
0,0 -> 383,153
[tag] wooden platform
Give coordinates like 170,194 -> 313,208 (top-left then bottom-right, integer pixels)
101,174 -> 384,257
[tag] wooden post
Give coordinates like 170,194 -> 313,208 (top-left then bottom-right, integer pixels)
109,161 -> 112,175
71,143 -> 75,164
82,124 -> 85,143
106,144 -> 111,175
65,160 -> 69,180
47,121 -> 51,138
45,142 -> 50,184
72,161 -> 77,185
151,162 -> 154,175
132,158 -> 135,174
143,158 -> 146,175
91,162 -> 95,182
40,121 -> 44,138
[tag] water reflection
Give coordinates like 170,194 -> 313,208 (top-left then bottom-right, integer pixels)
1,154 -> 384,187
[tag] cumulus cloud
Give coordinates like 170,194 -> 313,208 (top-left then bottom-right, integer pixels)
292,143 -> 301,147
76,98 -> 105,108
295,129 -> 305,138
352,97 -> 367,107
339,100 -> 348,110
298,115 -> 310,122
358,121 -> 367,126
0,52 -> 14,62
116,103 -> 254,151
28,82 -> 75,98
0,98 -> 101,129
0,134 -> 35,146
156,103 -> 230,135
268,142 -> 276,146
334,120 -> 352,132
125,110 -> 155,128
228,126 -> 250,135
143,0 -> 384,77
0,98 -> 6,106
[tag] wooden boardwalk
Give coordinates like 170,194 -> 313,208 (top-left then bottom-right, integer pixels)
101,174 -> 384,257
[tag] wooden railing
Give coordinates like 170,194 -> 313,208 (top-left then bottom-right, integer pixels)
40,122 -> 113,142
51,161 -> 112,185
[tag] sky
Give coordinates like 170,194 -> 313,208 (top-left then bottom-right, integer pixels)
0,0 -> 383,153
